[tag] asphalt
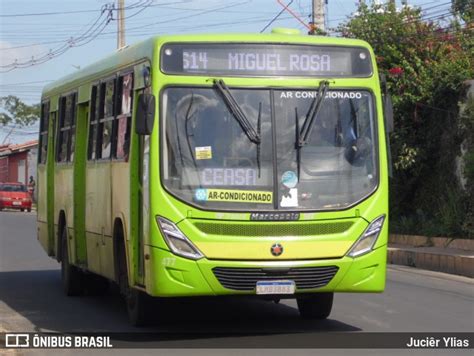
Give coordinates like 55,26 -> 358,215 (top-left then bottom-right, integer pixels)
0,210 -> 473,354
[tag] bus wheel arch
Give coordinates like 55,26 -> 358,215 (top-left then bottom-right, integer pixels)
59,211 -> 84,296
113,218 -> 128,290
113,217 -> 151,326
56,210 -> 67,262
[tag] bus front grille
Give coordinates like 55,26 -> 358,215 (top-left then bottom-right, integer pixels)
193,221 -> 353,237
212,266 -> 339,291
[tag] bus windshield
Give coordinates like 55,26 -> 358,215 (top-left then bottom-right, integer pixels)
162,87 -> 377,211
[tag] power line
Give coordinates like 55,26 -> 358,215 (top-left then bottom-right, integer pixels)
0,80 -> 53,86
106,1 -> 252,34
0,0 -> 178,17
121,0 -> 153,20
0,1 -> 252,51
0,4 -> 116,72
260,0 -> 294,33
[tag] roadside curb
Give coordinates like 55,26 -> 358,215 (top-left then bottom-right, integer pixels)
387,244 -> 474,278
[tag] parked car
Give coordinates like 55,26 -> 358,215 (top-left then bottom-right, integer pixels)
0,182 -> 32,212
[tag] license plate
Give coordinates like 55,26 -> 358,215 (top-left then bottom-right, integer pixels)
12,201 -> 21,206
256,280 -> 295,295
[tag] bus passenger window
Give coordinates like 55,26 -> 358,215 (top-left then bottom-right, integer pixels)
97,79 -> 115,160
68,94 -> 77,162
38,101 -> 50,164
56,97 -> 68,162
56,94 -> 77,163
116,116 -> 130,159
101,119 -> 113,158
121,73 -> 133,115
88,85 -> 99,160
115,73 -> 133,160
104,80 -> 115,118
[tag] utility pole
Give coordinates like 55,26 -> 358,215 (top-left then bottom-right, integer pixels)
117,0 -> 125,49
310,0 -> 325,34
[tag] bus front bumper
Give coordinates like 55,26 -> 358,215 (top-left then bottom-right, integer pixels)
144,244 -> 387,297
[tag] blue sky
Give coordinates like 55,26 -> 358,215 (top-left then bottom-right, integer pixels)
0,0 -> 452,143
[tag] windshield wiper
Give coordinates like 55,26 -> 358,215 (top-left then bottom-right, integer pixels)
297,80 -> 330,147
295,107 -> 301,178
213,79 -> 261,144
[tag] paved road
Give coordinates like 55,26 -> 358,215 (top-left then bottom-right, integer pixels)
0,211 -> 473,352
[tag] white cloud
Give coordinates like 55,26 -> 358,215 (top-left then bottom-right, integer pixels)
0,40 -> 48,68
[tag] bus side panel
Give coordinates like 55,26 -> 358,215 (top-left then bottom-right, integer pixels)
54,166 -> 74,256
47,111 -> 57,258
37,164 -> 49,254
38,108 -> 57,257
129,90 -> 144,287
85,163 -> 102,274
73,102 -> 89,265
109,161 -> 131,279
85,162 -> 112,277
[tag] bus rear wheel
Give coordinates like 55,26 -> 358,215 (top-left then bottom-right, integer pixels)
61,227 -> 84,296
296,292 -> 333,320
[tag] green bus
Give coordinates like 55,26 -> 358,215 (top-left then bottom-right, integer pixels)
37,28 -> 393,325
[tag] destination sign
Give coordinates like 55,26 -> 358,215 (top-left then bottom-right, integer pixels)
161,44 -> 372,77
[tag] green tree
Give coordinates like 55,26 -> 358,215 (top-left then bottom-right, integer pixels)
339,2 -> 474,237
460,95 -> 474,236
0,95 -> 40,127
452,0 -> 474,23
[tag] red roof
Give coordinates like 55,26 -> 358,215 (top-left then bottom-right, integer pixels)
0,140 -> 38,156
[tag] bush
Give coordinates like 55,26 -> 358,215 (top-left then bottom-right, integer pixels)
339,2 -> 474,238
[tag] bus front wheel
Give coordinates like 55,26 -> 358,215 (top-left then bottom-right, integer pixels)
60,228 -> 84,296
296,292 -> 333,320
116,236 -> 150,326
125,288 -> 151,326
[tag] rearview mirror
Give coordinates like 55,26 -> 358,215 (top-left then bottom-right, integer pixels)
135,93 -> 156,135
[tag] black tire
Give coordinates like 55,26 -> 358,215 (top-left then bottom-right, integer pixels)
297,293 -> 334,320
27,208 -> 31,212
126,288 -> 152,327
116,236 -> 150,326
20,208 -> 24,212
61,227 -> 84,296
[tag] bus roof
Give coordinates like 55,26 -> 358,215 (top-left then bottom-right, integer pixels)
42,32 -> 372,97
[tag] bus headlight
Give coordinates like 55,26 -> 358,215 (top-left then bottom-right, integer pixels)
347,215 -> 385,258
156,217 -> 204,260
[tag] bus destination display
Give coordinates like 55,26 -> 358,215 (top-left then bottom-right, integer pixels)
161,44 -> 372,77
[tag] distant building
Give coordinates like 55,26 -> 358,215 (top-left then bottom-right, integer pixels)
0,140 -> 38,188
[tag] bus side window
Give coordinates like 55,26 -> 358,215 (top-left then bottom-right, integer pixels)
88,85 -> 100,160
98,79 -> 115,159
115,73 -> 133,160
68,93 -> 77,162
56,97 -> 68,162
38,101 -> 50,164
56,94 -> 77,163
